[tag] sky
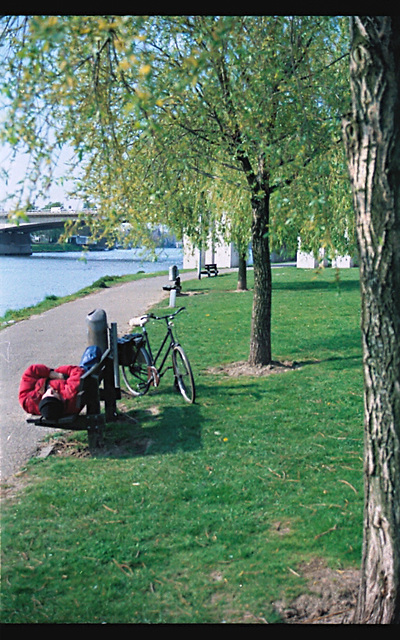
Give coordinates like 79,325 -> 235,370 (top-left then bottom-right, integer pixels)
0,144 -> 83,212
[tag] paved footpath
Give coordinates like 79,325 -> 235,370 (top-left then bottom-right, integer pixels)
0,271 -> 198,483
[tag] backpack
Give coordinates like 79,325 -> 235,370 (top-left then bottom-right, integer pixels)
79,345 -> 102,372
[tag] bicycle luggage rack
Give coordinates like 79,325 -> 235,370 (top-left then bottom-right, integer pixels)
26,309 -> 121,448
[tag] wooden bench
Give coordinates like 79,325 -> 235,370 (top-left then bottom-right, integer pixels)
200,263 -> 219,277
27,346 -> 120,448
162,275 -> 181,293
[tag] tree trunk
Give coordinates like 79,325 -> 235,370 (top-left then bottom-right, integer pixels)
237,251 -> 248,291
343,16 -> 400,624
249,191 -> 272,366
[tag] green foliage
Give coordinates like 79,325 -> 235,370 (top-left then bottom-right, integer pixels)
271,144 -> 355,258
0,16 -> 352,253
1,16 -> 354,363
1,268 -> 363,623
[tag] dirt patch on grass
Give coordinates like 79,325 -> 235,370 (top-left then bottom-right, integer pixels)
208,557 -> 359,624
42,436 -> 92,458
207,359 -> 302,378
1,469 -> 34,504
39,433 -> 153,459
273,558 -> 360,624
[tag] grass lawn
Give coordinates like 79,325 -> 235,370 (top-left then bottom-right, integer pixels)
0,267 -> 364,624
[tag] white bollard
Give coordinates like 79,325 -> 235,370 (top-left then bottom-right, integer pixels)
169,288 -> 176,307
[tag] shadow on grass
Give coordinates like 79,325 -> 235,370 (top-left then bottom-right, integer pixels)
98,397 -> 203,459
272,277 -> 360,293
295,329 -> 362,357
85,347 -> 361,459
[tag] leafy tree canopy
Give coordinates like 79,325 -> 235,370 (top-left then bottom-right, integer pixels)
1,15 -> 353,256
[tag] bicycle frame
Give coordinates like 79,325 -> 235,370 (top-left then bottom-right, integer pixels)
131,307 -> 184,380
125,306 -> 195,403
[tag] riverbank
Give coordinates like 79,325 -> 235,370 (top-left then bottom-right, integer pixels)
0,271 -> 168,327
0,246 -> 183,317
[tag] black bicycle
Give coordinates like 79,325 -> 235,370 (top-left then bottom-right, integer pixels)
120,307 -> 196,404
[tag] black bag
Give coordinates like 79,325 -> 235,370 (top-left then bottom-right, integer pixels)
117,334 -> 143,366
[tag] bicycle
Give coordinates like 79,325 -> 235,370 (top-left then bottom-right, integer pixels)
120,307 -> 196,404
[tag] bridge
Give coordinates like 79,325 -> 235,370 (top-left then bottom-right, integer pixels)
0,209 -> 93,255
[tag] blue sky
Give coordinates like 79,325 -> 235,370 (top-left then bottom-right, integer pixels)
0,144 -> 83,211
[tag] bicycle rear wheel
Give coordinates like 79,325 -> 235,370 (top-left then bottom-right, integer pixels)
122,345 -> 152,396
172,345 -> 196,403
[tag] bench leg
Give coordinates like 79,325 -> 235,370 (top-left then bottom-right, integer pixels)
103,359 -> 119,422
87,415 -> 105,449
85,376 -> 104,448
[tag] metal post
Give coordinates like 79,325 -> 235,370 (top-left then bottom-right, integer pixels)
86,308 -> 108,353
110,322 -> 120,390
169,288 -> 177,307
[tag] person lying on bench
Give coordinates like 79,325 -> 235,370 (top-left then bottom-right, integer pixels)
19,346 -> 102,421
19,364 -> 86,420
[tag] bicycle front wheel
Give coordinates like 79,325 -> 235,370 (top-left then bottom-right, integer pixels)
172,345 -> 196,404
122,345 -> 152,396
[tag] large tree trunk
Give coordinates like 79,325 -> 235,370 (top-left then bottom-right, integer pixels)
249,191 -> 272,366
343,16 -> 400,624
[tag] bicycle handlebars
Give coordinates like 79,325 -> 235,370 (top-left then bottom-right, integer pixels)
129,306 -> 186,327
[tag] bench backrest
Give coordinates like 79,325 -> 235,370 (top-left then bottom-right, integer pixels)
76,347 -> 111,410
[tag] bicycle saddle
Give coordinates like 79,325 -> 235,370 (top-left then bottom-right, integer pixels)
129,315 -> 149,327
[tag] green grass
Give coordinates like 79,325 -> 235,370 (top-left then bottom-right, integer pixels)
0,267 -> 364,624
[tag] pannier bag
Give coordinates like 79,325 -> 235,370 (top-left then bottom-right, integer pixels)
117,334 -> 144,366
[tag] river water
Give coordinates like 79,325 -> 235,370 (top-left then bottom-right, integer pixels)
0,247 -> 183,317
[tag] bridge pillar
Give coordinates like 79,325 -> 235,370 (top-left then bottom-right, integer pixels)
0,228 -> 32,255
